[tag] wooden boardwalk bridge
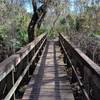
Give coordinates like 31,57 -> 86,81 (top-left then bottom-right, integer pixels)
22,40 -> 74,100
0,33 -> 100,100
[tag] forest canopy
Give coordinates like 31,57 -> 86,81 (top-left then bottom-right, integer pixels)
0,0 -> 100,65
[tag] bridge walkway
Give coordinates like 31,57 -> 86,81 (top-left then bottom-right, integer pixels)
22,40 -> 74,100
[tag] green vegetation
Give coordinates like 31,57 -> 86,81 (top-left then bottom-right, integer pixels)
41,0 -> 100,65
0,0 -> 100,65
0,1 -> 31,62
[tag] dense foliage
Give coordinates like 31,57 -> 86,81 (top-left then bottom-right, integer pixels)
42,0 -> 100,65
0,1 -> 31,62
0,0 -> 100,65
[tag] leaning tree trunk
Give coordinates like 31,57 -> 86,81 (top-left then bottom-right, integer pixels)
27,0 -> 38,42
28,12 -> 38,42
28,0 -> 49,42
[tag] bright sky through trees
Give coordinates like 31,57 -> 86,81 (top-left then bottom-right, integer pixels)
23,0 -> 43,13
24,0 -> 33,13
24,0 -> 76,13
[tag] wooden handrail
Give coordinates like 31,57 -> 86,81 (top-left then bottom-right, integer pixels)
4,35 -> 47,100
0,33 -> 47,82
59,33 -> 100,100
59,36 -> 90,100
0,33 -> 47,100
59,33 -> 100,77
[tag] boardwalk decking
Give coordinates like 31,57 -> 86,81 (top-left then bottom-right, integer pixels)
22,40 -> 74,100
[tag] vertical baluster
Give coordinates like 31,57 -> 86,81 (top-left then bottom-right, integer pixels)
11,69 -> 15,100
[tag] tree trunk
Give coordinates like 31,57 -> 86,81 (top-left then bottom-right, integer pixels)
28,12 -> 38,42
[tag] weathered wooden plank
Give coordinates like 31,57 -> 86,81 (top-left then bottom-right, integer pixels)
22,40 -> 74,100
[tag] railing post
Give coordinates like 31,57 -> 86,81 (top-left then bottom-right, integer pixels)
6,68 -> 15,100
84,66 -> 93,99
11,69 -> 15,100
29,52 -> 36,76
24,55 -> 30,83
